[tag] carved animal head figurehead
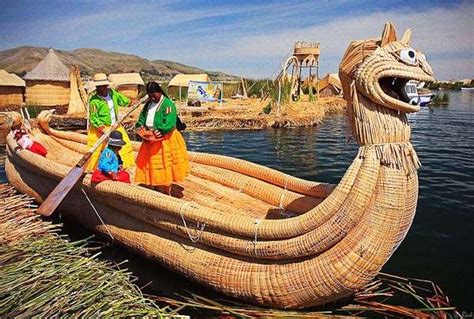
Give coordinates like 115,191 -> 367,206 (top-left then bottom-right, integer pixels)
339,22 -> 435,173
340,22 -> 434,113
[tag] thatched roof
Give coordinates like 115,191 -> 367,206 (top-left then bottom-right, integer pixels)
319,73 -> 342,91
108,73 -> 144,87
24,49 -> 69,82
168,73 -> 210,87
0,69 -> 25,87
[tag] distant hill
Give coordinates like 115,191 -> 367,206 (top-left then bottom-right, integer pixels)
0,46 -> 239,81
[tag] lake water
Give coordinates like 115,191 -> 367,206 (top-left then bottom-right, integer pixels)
1,90 -> 472,311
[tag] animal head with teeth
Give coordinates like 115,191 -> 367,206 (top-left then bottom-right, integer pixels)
340,22 -> 435,114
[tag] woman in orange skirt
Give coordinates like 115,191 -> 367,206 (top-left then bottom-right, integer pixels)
135,82 -> 190,195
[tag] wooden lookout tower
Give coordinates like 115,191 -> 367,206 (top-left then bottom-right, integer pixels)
282,41 -> 320,100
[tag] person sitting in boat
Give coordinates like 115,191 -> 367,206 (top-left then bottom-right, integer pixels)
134,82 -> 190,195
11,122 -> 48,157
86,73 -> 135,172
91,130 -> 131,183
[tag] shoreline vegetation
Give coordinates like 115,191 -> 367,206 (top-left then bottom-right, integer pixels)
431,93 -> 450,106
428,80 -> 473,91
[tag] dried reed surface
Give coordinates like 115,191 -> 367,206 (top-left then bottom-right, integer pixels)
120,95 -> 346,132
153,272 -> 461,318
0,184 -> 172,318
182,96 -> 346,131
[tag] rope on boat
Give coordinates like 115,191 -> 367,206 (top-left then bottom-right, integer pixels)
278,177 -> 289,211
179,202 -> 206,243
81,188 -> 115,241
252,218 -> 261,257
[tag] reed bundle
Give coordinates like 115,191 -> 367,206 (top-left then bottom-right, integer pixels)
151,273 -> 461,318
0,184 -> 172,318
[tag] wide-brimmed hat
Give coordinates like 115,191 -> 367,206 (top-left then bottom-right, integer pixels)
93,73 -> 110,86
108,130 -> 126,147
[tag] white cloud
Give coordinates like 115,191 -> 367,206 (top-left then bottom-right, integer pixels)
161,2 -> 474,79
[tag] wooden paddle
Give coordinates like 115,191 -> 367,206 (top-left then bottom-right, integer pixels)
37,95 -> 148,216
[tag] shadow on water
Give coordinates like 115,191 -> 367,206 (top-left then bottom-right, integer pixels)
1,90 -> 473,311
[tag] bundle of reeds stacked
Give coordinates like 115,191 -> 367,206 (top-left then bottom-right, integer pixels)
24,49 -> 70,107
0,184 -> 172,317
66,65 -> 87,115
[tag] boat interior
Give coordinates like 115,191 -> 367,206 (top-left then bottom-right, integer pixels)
27,116 -> 336,222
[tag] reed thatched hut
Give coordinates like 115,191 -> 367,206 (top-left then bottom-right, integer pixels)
108,73 -> 145,99
168,73 -> 210,100
0,70 -> 25,107
318,73 -> 342,96
24,49 -> 70,107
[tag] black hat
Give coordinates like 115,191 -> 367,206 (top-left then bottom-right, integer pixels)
108,130 -> 126,147
146,81 -> 169,98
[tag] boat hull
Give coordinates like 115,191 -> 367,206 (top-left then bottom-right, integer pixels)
5,126 -> 419,309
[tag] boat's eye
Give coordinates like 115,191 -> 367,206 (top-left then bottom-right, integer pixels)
400,48 -> 417,65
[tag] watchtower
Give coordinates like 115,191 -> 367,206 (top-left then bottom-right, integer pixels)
282,41 -> 320,100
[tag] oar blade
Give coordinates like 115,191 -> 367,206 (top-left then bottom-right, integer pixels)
37,166 -> 85,216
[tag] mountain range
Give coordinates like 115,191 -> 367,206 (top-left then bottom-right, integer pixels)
0,46 -> 238,81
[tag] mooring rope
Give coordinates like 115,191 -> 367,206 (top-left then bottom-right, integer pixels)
189,152 -> 197,165
81,188 -> 114,241
179,202 -> 206,243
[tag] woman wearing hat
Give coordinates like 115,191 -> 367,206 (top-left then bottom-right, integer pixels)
134,82 -> 189,195
91,130 -> 131,183
86,73 -> 135,172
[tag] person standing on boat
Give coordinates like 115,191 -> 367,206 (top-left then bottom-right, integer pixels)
134,82 -> 190,195
86,73 -> 135,172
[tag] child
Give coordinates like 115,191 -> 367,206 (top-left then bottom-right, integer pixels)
91,130 -> 131,183
12,125 -> 48,157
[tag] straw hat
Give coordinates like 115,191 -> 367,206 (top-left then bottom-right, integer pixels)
93,73 -> 110,86
108,130 -> 126,147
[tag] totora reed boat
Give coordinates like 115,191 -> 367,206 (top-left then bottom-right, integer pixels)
5,22 -> 434,309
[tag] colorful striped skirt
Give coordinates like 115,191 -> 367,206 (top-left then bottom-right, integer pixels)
135,129 -> 190,186
85,125 -> 135,172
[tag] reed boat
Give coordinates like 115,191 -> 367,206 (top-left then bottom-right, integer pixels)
5,22 -> 434,309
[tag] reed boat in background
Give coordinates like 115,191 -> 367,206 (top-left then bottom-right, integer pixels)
5,22 -> 434,309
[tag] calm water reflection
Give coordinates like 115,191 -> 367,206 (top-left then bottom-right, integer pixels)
1,90 -> 472,310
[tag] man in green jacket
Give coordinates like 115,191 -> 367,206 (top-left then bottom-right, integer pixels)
86,73 -> 135,172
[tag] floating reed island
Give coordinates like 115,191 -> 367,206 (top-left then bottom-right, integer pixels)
5,22 -> 442,309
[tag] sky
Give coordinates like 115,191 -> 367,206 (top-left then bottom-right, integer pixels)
0,0 -> 473,80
